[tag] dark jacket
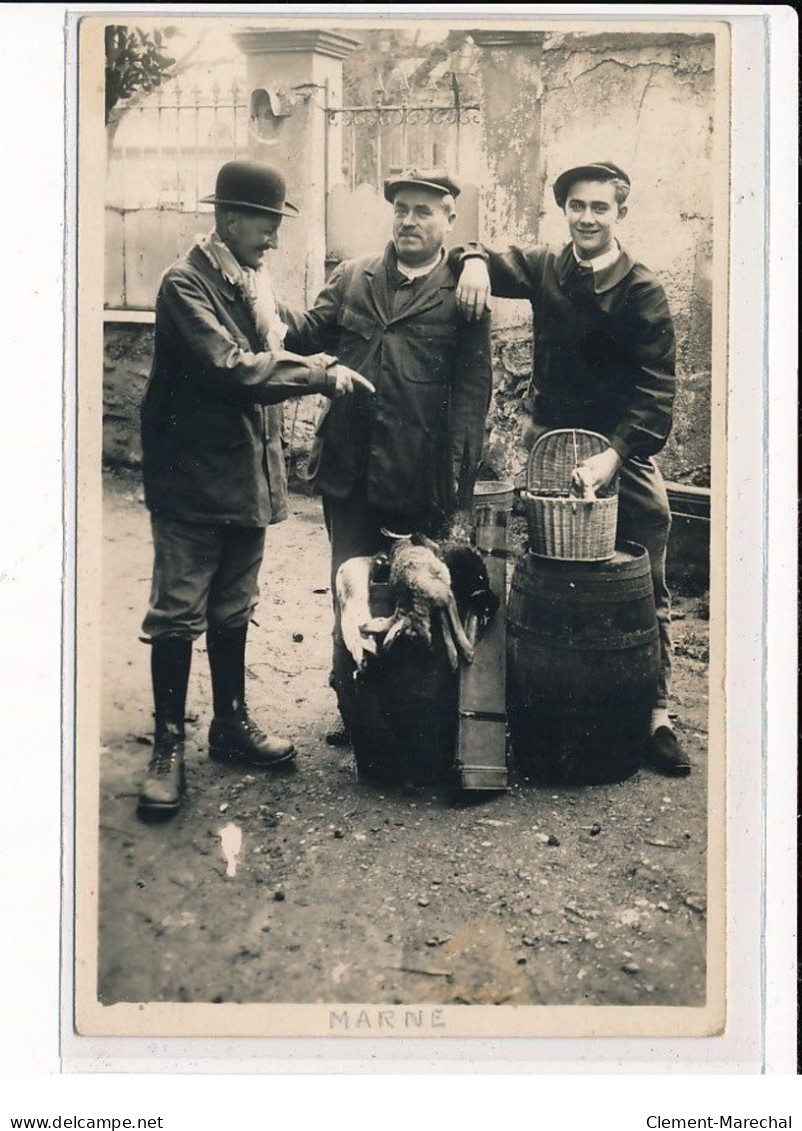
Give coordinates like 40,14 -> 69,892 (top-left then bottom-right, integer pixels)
469,242 -> 676,461
281,243 -> 492,523
141,245 -> 335,527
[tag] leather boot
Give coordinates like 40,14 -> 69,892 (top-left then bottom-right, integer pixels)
206,625 -> 295,767
138,638 -> 192,815
645,726 -> 692,776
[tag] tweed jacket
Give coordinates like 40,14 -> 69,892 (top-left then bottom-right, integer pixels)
281,243 -> 492,522
141,245 -> 335,527
463,242 -> 676,462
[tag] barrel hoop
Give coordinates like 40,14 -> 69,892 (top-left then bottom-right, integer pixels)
507,619 -> 659,651
455,763 -> 510,774
511,582 -> 653,605
459,709 -> 507,722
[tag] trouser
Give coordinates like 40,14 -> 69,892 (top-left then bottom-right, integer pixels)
141,515 -> 266,641
617,457 -> 673,708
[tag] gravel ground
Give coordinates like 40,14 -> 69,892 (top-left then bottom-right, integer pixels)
96,468 -> 709,1009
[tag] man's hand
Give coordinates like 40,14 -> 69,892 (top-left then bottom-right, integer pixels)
326,363 -> 376,399
571,448 -> 623,495
455,258 -> 492,322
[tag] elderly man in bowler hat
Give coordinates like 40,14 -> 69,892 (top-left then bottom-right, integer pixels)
279,168 -> 492,738
137,160 -> 373,816
454,160 -> 689,776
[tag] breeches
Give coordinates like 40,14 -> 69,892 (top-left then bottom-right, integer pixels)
142,516 -> 266,642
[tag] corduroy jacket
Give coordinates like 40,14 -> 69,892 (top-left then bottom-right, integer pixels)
141,245 -> 335,527
281,243 -> 492,523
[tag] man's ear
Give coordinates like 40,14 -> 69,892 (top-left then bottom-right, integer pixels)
217,211 -> 232,241
617,205 -> 629,222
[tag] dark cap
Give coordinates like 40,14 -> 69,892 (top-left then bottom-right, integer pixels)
200,159 -> 300,217
383,167 -> 461,203
553,161 -> 630,208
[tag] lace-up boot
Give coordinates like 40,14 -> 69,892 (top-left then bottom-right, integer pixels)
207,625 -> 295,767
138,638 -> 192,815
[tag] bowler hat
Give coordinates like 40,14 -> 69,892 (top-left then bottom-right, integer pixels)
200,159 -> 300,217
383,167 -> 461,203
553,161 -> 630,208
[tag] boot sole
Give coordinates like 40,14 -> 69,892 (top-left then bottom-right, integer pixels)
137,796 -> 183,816
642,756 -> 692,777
209,746 -> 296,768
137,771 -> 186,815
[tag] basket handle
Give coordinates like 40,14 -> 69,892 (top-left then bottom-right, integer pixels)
526,427 -> 620,496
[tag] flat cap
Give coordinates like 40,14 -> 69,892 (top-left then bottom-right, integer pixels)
383,167 -> 461,203
553,161 -> 630,208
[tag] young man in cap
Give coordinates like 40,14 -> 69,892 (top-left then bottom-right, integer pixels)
138,159 -> 373,816
454,160 -> 689,776
279,168 -> 492,733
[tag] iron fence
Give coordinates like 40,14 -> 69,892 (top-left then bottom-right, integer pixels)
107,79 -> 249,212
329,99 -> 481,191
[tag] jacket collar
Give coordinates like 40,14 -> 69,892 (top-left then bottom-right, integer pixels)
186,243 -> 240,302
555,241 -> 635,294
571,238 -> 621,274
363,242 -> 455,325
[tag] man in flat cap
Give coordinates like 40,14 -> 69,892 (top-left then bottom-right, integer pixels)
137,159 -> 373,816
454,160 -> 689,776
280,168 -> 492,737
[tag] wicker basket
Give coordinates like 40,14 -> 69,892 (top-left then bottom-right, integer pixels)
522,429 -> 619,561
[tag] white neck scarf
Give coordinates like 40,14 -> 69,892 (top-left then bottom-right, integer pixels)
197,230 -> 287,354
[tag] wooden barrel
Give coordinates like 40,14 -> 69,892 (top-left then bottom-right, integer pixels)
507,542 -> 659,784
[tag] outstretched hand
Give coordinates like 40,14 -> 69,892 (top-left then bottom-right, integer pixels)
455,257 -> 492,322
326,363 -> 376,398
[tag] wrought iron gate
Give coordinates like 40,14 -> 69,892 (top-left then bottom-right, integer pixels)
325,82 -> 482,262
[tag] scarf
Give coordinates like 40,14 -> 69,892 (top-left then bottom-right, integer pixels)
197,230 -> 288,354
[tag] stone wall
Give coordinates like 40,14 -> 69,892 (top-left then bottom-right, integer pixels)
481,327 -> 533,486
103,324 -> 153,469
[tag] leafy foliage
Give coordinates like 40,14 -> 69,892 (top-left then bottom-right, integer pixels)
342,28 -> 475,107
105,25 -> 179,123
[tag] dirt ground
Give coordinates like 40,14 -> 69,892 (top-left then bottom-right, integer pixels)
97,467 -> 709,1009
